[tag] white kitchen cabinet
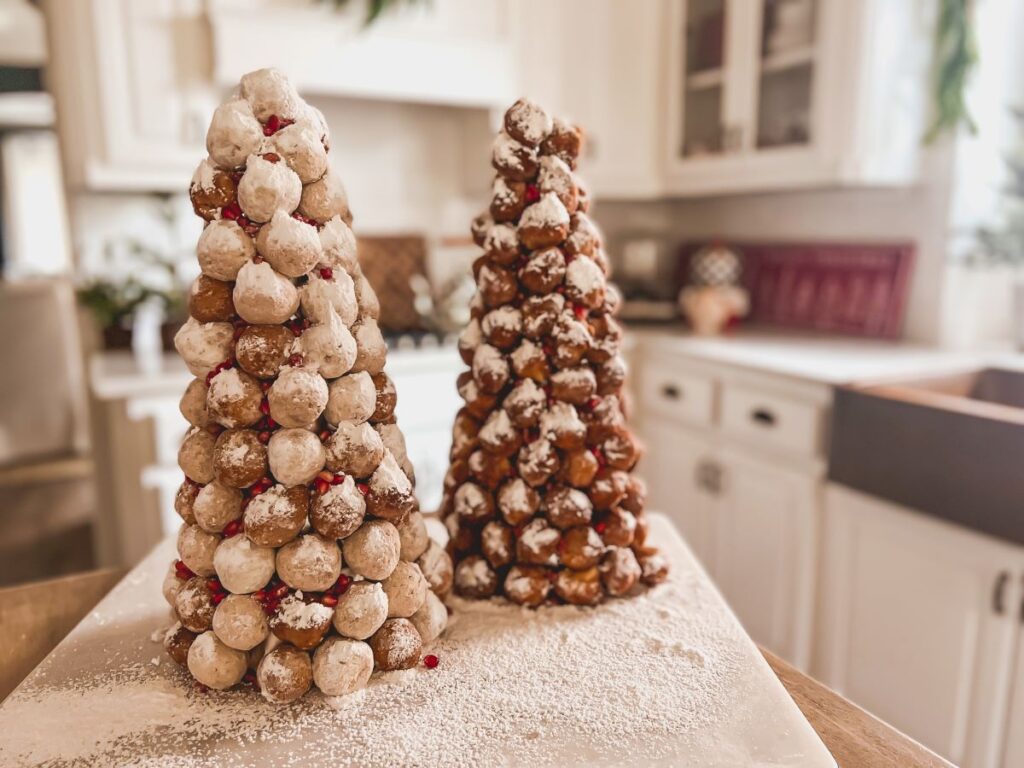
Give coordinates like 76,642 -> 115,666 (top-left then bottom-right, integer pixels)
713,447 -> 817,668
634,343 -> 824,669
638,421 -> 717,572
543,0 -> 931,198
819,485 -> 1024,768
42,0 -> 217,192
1002,637 -> 1024,767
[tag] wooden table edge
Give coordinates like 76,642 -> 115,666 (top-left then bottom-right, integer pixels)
761,648 -> 956,768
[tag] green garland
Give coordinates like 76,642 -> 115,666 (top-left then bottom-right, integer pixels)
321,0 -> 428,26
925,0 -> 978,142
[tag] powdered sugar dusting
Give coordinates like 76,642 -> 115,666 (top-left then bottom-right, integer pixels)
0,526 -> 834,767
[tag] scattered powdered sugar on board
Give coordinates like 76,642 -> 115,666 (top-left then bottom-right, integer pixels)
0,524 -> 832,768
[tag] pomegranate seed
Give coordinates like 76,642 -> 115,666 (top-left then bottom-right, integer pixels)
263,114 -> 281,136
262,152 -> 280,163
331,473 -> 346,485
257,431 -> 271,444
252,253 -> 264,264
195,682 -> 210,693
229,171 -> 244,185
211,592 -> 225,605
334,574 -> 352,595
319,429 -> 332,442
574,304 -> 588,320
317,470 -> 334,483
356,482 -> 370,496
253,590 -> 267,602
266,417 -> 278,429
222,519 -> 243,537
595,521 -> 607,534
289,353 -> 304,367
585,396 -> 601,411
221,203 -> 242,220
240,217 -> 260,236
243,671 -> 258,685
556,285 -> 566,295
314,478 -> 330,495
206,577 -> 222,592
260,381 -> 272,393
321,594 -> 338,607
525,185 -> 540,203
292,212 -> 317,226
423,654 -> 439,669
174,560 -> 195,580
259,399 -> 270,415
273,584 -> 290,599
319,266 -> 334,280
591,448 -> 607,467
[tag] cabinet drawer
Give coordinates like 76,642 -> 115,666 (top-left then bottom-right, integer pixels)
640,360 -> 715,427
720,384 -> 822,457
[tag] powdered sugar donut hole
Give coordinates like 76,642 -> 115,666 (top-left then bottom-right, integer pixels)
381,561 -> 427,618
212,594 -> 269,651
188,631 -> 248,690
257,645 -> 313,704
177,524 -> 220,577
342,520 -> 400,581
213,534 -> 276,594
312,637 -> 374,697
409,588 -> 448,644
332,580 -> 389,640
276,533 -> 342,592
267,428 -> 326,487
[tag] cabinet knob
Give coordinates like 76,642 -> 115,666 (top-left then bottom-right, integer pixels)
661,383 -> 683,401
751,408 -> 777,428
695,460 -> 724,495
993,571 -> 1010,614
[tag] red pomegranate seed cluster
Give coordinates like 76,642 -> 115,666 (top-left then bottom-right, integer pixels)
222,519 -> 244,538
254,579 -> 291,616
262,114 -> 294,136
205,358 -> 235,385
207,577 -> 227,605
174,559 -> 196,581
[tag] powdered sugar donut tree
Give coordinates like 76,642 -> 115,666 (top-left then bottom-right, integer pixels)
442,99 -> 669,607
167,69 -> 452,703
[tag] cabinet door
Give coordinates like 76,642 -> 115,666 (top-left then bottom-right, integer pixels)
1002,633 -> 1024,767
636,421 -> 717,574
712,447 -> 817,668
819,486 -> 1022,768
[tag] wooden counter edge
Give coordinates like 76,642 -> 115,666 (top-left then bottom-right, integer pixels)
761,648 -> 956,768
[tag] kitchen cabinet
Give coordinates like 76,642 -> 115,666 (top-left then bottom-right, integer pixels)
547,0 -> 931,198
634,343 -> 826,669
42,0 -> 216,192
819,485 -> 1023,768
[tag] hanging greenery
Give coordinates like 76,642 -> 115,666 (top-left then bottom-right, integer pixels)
925,0 -> 978,143
320,0 -> 428,26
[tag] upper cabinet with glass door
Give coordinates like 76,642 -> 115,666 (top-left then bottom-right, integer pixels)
663,0 -> 933,197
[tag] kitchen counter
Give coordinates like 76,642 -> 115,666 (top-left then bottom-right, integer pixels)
629,325 -> 1010,386
0,549 -> 949,767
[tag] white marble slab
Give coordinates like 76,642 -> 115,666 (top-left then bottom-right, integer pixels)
0,515 -> 834,767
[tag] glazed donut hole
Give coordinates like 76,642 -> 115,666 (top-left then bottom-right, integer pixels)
207,368 -> 263,429
213,594 -> 269,651
417,539 -> 454,597
233,261 -> 300,326
174,318 -> 234,379
276,533 -> 343,592
235,324 -> 294,380
164,622 -> 197,666
504,565 -> 552,607
258,644 -> 313,704
188,630 -> 248,690
381,560 -> 427,618
342,519 -> 401,581
256,209 -> 323,278
312,637 -> 374,697
269,593 -> 334,650
409,589 -> 448,644
243,483 -> 309,548
178,427 -> 217,485
214,533 -> 276,594
177,523 -> 220,578
368,618 -> 422,672
325,420 -> 384,477
192,481 -> 243,533
237,152 -> 302,223
175,575 -> 216,632
332,580 -> 389,640
197,219 -> 255,282
213,429 -> 268,489
189,274 -> 236,323
180,378 -> 211,428
454,554 -> 498,599
268,366 -> 329,428
268,428 -> 326,487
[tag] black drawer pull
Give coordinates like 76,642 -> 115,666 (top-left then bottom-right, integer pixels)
751,408 -> 776,427
661,384 -> 683,401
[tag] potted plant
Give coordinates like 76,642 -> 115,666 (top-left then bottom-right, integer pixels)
77,240 -> 186,351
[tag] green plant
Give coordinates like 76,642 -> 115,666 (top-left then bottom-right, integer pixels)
320,0 -> 428,26
925,0 -> 978,143
971,107 -> 1024,265
77,241 -> 185,329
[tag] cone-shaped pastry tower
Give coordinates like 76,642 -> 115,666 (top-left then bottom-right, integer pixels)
441,100 -> 669,607
166,69 -> 452,703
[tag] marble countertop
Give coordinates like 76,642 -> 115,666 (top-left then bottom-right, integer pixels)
629,326 -> 1019,386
